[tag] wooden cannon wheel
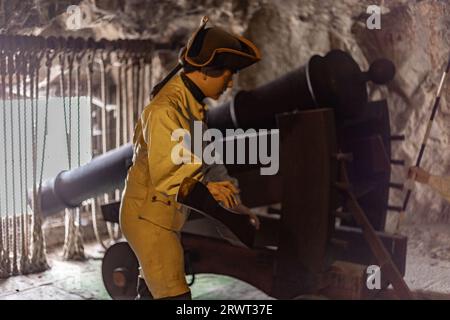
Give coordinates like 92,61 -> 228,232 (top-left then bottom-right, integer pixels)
102,241 -> 139,300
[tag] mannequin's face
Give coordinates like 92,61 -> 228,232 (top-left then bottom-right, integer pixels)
203,69 -> 234,100
187,69 -> 234,100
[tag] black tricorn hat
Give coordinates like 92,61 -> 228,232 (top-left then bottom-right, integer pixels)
180,16 -> 261,72
151,17 -> 261,99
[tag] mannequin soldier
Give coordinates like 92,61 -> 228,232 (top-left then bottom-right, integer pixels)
119,17 -> 261,300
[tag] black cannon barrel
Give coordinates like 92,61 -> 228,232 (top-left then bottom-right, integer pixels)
206,50 -> 395,130
35,143 -> 133,217
36,50 -> 395,217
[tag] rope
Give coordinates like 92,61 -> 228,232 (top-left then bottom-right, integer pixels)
99,51 -> 108,156
113,52 -> 122,241
8,51 -> 19,275
62,50 -> 85,261
0,38 -> 164,275
20,50 -> 31,274
120,55 -> 127,142
90,199 -> 108,250
29,51 -> 37,257
86,50 -> 108,250
138,56 -> 144,115
0,50 -> 10,277
59,52 -> 71,168
125,57 -> 133,140
115,52 -> 121,150
29,50 -> 38,271
29,49 -> 52,272
60,50 -> 73,259
15,51 -> 28,274
99,49 -> 116,243
131,56 -> 137,126
117,52 -> 127,146
145,52 -> 153,109
67,52 -> 75,168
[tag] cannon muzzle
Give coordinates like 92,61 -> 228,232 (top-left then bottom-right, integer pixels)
33,143 -> 133,217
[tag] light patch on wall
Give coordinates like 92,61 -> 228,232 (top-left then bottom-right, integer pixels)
0,97 -> 91,216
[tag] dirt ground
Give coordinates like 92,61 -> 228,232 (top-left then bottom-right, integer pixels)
401,224 -> 450,298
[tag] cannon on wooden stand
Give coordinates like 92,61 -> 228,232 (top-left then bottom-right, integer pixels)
37,50 -> 408,299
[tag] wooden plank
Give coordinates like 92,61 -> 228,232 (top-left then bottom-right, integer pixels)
339,162 -> 413,299
273,109 -> 338,298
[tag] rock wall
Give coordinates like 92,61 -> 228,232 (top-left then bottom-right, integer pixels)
2,0 -> 450,228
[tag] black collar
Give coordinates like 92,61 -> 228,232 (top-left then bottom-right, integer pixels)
180,72 -> 206,105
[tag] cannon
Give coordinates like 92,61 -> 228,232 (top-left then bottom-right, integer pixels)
37,50 -> 408,299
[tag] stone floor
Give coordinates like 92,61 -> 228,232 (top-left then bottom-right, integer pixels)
2,224 -> 450,300
0,241 -> 273,300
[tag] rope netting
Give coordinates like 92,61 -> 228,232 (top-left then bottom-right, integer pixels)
0,35 -> 166,276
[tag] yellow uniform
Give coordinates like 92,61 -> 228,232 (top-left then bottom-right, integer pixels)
428,175 -> 450,203
120,73 -> 208,299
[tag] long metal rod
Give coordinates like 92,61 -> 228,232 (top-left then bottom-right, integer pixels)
402,54 -> 450,213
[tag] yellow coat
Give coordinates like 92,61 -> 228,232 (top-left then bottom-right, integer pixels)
120,73 -> 207,232
119,72 -> 239,298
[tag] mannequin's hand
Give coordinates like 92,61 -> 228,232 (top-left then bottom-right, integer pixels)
206,181 -> 240,209
408,166 -> 430,184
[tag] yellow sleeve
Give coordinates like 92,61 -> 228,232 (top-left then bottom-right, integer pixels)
428,175 -> 450,203
143,107 -> 204,196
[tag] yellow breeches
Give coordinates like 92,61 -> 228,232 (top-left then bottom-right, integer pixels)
120,201 -> 190,299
